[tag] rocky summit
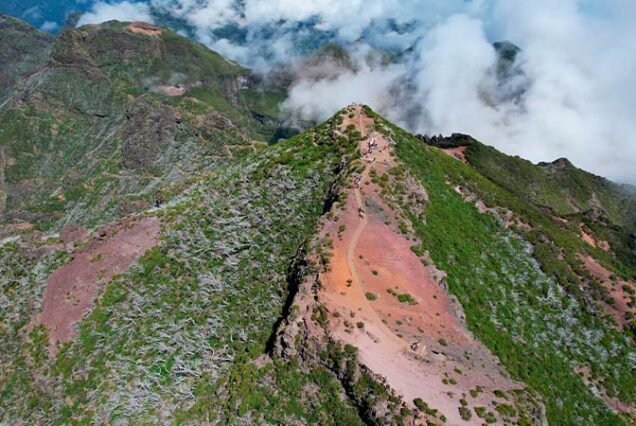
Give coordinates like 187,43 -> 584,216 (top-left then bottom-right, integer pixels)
0,15 -> 635,426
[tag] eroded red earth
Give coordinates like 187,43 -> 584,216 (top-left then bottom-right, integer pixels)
35,216 -> 160,354
315,106 -> 523,424
441,145 -> 468,163
127,22 -> 164,37
579,224 -> 610,251
580,255 -> 635,328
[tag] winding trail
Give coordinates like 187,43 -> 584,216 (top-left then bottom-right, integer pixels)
313,105 -> 526,425
345,106 -> 371,302
347,187 -> 366,296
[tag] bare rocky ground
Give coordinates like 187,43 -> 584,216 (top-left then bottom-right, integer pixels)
34,216 -> 160,354
277,106 -> 545,425
441,145 -> 468,163
581,254 -> 636,330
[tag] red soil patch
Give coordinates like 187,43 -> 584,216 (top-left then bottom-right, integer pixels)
157,85 -> 186,96
340,105 -> 375,138
454,184 -> 531,231
580,224 -> 610,251
441,146 -> 468,163
36,216 -> 160,354
580,255 -> 635,328
314,106 -> 522,424
1,222 -> 34,236
60,223 -> 89,251
552,215 -> 569,225
127,22 -> 164,37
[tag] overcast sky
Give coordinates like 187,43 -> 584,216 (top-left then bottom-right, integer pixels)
77,0 -> 636,184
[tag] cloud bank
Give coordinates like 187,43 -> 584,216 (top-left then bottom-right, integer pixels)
78,0 -> 636,183
77,1 -> 155,26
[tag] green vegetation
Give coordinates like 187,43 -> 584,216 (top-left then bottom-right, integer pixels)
0,15 -> 53,104
0,19 -> 289,231
373,114 -> 636,425
413,397 -> 441,418
0,112 -> 368,424
458,405 -> 472,421
464,142 -> 636,275
397,293 -> 418,305
2,20 -> 635,423
386,288 -> 418,305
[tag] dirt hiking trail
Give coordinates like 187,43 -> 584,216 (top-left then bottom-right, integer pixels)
315,105 -> 530,424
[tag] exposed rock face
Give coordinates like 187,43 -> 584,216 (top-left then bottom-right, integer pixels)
541,157 -> 574,171
0,14 -> 52,106
122,104 -> 177,169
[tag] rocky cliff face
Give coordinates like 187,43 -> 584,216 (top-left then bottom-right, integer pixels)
0,15 -> 53,106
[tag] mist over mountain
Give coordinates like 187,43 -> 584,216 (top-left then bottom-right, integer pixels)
3,0 -> 634,184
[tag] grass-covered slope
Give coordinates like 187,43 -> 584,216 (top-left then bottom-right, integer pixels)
0,18 -> 288,230
466,144 -> 636,225
374,112 -> 635,425
0,117 -> 379,424
463,141 -> 636,273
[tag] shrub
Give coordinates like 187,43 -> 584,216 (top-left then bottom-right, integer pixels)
397,293 -> 418,305
459,406 -> 472,421
474,406 -> 486,418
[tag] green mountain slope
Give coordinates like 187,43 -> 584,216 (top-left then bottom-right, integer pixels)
0,117 -> 395,424
389,120 -> 636,425
0,17 -> 288,230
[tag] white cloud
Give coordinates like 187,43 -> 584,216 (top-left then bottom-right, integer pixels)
77,1 -> 155,26
77,0 -> 636,183
40,21 -> 59,32
280,1 -> 636,183
282,60 -> 404,125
